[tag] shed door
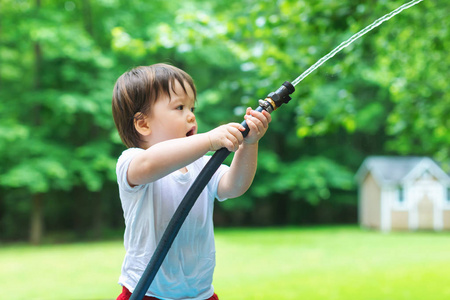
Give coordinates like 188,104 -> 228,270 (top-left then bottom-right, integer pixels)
417,195 -> 433,229
410,173 -> 443,230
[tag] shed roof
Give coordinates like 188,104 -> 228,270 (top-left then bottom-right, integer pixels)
356,156 -> 450,186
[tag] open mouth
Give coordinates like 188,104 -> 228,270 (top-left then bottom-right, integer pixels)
186,127 -> 196,137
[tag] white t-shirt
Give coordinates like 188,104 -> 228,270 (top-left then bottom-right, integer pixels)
116,148 -> 229,300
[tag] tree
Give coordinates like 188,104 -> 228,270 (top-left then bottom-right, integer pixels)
0,0 -> 118,243
0,0 -> 447,240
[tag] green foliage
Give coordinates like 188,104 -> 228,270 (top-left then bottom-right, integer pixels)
252,154 -> 354,203
0,0 -> 448,239
0,1 -> 117,195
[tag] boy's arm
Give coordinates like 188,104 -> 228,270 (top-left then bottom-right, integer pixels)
127,123 -> 245,187
217,109 -> 271,199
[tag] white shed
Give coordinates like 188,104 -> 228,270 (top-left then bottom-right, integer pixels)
356,156 -> 450,231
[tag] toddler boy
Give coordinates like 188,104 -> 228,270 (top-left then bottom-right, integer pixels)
112,63 -> 271,300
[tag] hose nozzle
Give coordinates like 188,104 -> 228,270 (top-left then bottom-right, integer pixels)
258,81 -> 295,113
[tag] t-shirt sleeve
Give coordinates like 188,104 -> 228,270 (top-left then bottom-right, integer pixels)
116,148 -> 146,193
202,156 -> 230,202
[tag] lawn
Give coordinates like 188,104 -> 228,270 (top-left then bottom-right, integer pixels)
1,226 -> 449,300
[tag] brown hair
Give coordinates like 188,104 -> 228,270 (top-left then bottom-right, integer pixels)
112,63 -> 197,148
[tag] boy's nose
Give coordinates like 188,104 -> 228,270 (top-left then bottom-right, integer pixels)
187,112 -> 196,123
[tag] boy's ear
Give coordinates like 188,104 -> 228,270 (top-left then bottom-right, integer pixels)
134,112 -> 152,136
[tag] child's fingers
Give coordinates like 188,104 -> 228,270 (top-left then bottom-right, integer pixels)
208,123 -> 244,151
262,110 -> 272,123
244,116 -> 263,138
224,123 -> 244,151
224,137 -> 238,152
229,122 -> 246,133
249,109 -> 271,126
227,123 -> 245,141
245,112 -> 266,132
245,108 -> 271,125
230,127 -> 244,146
242,109 -> 272,144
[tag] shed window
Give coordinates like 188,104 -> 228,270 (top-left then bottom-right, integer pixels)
398,187 -> 405,203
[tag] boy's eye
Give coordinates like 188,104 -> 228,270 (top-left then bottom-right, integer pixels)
176,105 -> 184,110
191,107 -> 196,113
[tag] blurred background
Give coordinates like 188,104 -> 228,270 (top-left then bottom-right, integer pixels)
1,1 -> 450,299
0,0 -> 448,243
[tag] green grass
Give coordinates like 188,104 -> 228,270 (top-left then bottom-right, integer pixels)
1,226 -> 450,299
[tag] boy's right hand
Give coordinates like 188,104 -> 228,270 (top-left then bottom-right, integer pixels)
207,123 -> 245,152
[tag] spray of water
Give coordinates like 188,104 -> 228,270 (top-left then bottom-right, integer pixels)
291,0 -> 423,86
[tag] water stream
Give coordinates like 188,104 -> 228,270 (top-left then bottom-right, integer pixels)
291,0 -> 424,86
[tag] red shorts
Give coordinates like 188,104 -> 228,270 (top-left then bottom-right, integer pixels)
116,286 -> 219,300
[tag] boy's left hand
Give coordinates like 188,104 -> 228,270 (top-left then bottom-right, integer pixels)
242,107 -> 272,144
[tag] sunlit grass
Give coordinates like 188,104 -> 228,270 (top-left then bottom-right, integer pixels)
0,240 -> 125,300
1,226 -> 450,299
214,226 -> 450,300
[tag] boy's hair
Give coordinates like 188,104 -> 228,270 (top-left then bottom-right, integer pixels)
112,63 -> 197,148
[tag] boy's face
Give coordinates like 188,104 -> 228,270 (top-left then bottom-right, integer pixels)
145,80 -> 197,146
